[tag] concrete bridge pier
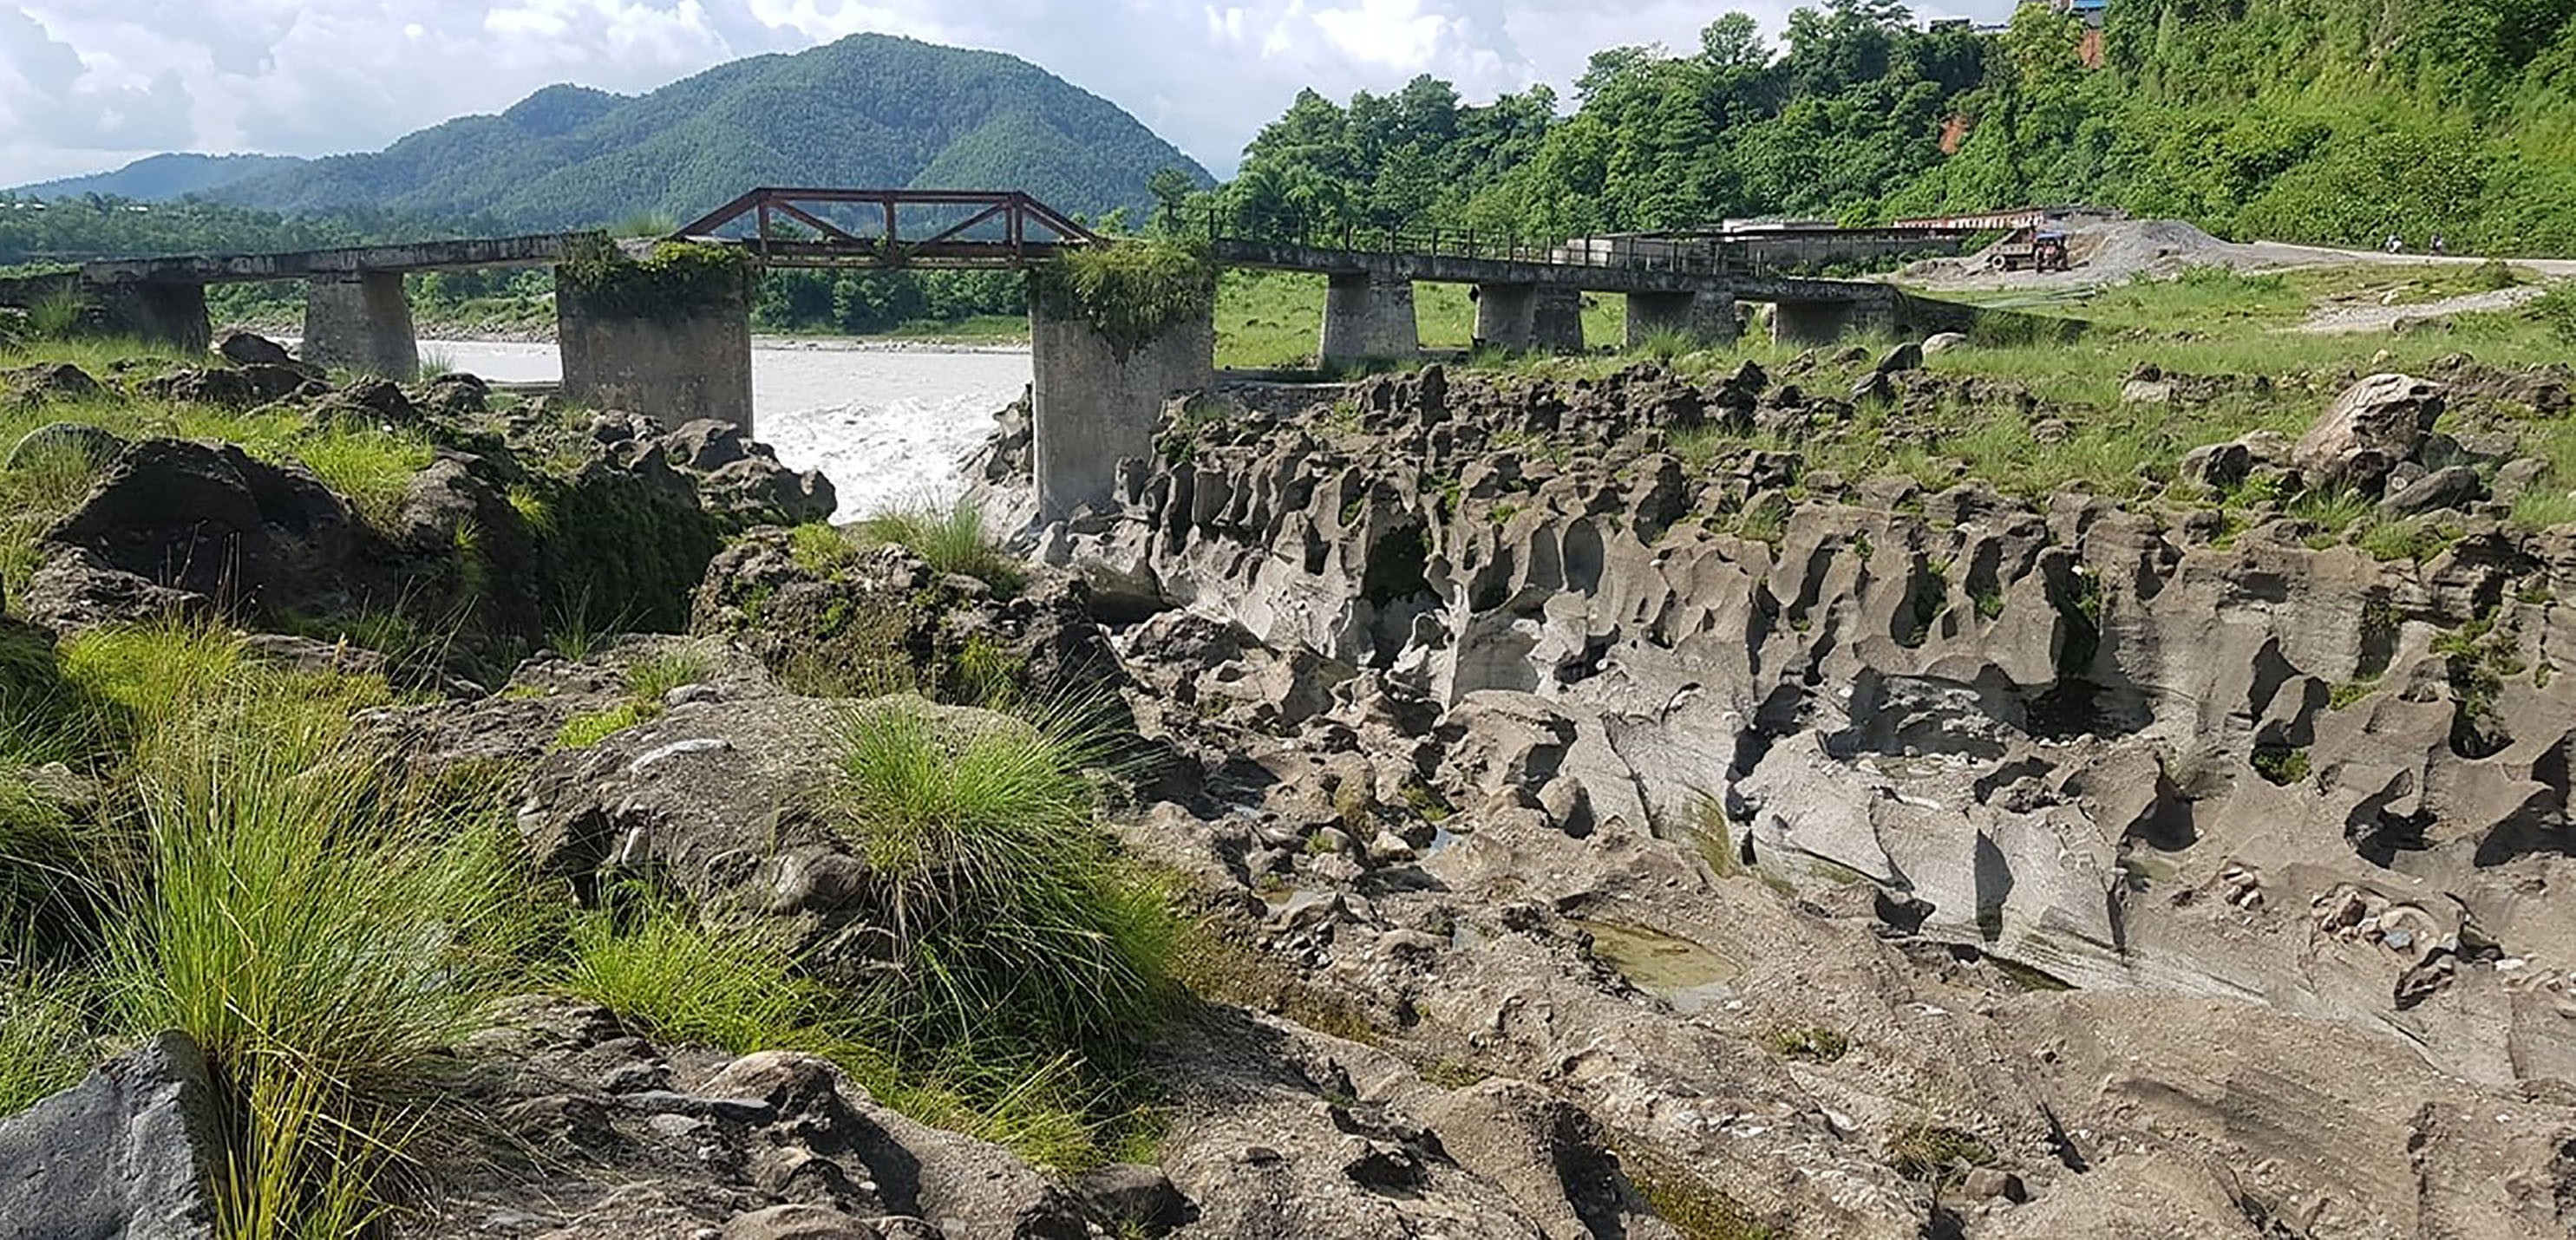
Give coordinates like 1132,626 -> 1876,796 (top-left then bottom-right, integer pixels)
558,272 -> 755,434
302,271 -> 419,378
1625,288 -> 1739,349
1472,284 -> 1585,354
87,280 -> 209,354
1769,296 -> 1893,346
1317,271 -> 1417,369
1030,295 -> 1215,521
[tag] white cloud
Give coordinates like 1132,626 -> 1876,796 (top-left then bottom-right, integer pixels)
1311,0 -> 1450,69
0,0 -> 2021,186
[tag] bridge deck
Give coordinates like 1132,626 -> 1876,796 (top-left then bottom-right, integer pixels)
82,233 -> 598,285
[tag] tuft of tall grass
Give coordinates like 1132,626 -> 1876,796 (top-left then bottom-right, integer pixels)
23,290 -> 88,340
0,762 -> 100,954
2290,486 -> 2375,533
0,976 -> 97,1117
825,701 -> 1178,1055
859,496 -> 1026,594
560,891 -> 830,1053
2513,486 -> 2576,530
624,643 -> 709,702
65,625 -> 546,1230
788,520 -> 866,575
275,429 -> 433,530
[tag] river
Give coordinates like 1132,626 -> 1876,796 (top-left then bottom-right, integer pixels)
422,338 -> 1031,519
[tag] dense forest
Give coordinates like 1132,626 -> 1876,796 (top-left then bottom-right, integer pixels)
1211,0 -> 2576,251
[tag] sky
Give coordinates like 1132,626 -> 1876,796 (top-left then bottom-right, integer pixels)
0,0 -> 2003,186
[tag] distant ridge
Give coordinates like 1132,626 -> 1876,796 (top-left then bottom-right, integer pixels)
204,35 -> 1211,230
10,153 -> 311,203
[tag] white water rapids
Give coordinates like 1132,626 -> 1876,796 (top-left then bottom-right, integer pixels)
422,338 -> 1030,519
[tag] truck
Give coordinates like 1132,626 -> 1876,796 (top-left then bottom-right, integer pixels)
1989,226 -> 2071,272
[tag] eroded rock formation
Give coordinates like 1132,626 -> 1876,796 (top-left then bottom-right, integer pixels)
1029,359 -> 2576,1236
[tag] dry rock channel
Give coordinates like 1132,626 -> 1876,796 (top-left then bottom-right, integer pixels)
7,344 -> 2576,1238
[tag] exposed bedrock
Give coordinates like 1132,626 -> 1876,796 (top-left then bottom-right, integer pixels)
1043,360 -> 2576,1087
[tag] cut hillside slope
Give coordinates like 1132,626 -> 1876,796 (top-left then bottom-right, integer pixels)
212,34 -> 1211,229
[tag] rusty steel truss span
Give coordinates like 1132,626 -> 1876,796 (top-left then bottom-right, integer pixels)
670,187 -> 1103,269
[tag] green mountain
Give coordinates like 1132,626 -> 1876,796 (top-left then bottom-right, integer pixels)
214,35 -> 1212,230
1217,0 -> 2576,252
10,153 -> 311,203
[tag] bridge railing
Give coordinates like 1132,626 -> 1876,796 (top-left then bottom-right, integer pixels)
1198,206 -> 1740,277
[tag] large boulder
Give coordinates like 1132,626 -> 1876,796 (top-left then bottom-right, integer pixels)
2293,373 -> 2445,493
137,364 -> 314,410
31,438 -> 360,628
0,1031 -> 224,1240
2,362 -> 101,405
659,421 -> 837,526
214,329 -> 294,367
694,530 -> 1115,705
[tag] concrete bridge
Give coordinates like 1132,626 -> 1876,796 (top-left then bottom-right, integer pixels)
3,187 -> 1999,523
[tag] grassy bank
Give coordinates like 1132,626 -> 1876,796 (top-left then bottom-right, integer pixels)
1404,264 -> 2576,543
1215,269 -> 1629,369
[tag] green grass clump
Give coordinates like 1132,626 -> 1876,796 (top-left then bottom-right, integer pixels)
552,644 -> 710,748
826,702 -> 1178,1054
561,892 -> 829,1053
0,762 -> 96,950
1763,1026 -> 1852,1063
624,645 -> 709,702
859,496 -> 1025,594
1618,1141 -> 1782,1240
555,702 -> 650,749
56,624 -> 546,1232
1888,1122 -> 1994,1189
0,977 -> 96,1117
788,520 -> 866,575
274,428 -> 433,529
2250,745 -> 2313,786
2357,515 -> 2462,563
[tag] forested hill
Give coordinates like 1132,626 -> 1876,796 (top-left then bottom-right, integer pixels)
10,154 -> 311,204
209,34 -> 1210,230
1218,0 -> 2576,252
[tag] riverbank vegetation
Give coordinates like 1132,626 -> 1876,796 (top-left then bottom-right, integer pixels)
1204,0 -> 2576,252
0,311 -> 1213,1231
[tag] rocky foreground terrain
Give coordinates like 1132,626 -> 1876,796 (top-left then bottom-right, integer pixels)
5,337 -> 2576,1239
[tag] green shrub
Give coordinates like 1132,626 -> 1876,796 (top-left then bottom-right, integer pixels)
2533,284 -> 2576,345
1031,238 -> 1214,357
2251,744 -> 2312,785
859,496 -> 1024,594
824,702 -> 1177,1055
